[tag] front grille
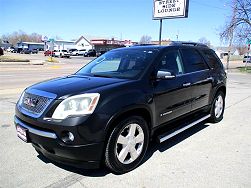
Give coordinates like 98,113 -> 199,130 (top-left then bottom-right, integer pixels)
20,92 -> 51,115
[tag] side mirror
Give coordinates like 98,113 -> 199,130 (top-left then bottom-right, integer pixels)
156,70 -> 176,80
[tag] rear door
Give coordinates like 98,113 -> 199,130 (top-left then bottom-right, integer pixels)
154,49 -> 192,126
180,48 -> 212,111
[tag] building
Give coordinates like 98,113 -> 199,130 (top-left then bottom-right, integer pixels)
214,47 -> 238,59
75,36 -> 93,50
151,39 -> 172,45
17,42 -> 44,50
45,40 -> 75,51
0,40 -> 12,50
90,38 -> 137,52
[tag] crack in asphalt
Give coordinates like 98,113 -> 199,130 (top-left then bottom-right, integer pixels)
44,173 -> 87,188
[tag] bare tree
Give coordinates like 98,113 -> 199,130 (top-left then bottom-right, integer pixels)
220,0 -> 251,44
139,35 -> 152,44
0,30 -> 42,46
236,45 -> 248,55
198,37 -> 211,47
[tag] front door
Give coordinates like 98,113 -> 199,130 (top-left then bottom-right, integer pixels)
154,49 -> 192,126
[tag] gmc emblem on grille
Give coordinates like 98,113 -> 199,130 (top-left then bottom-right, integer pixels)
23,97 -> 39,107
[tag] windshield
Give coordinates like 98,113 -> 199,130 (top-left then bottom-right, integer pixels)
76,48 -> 158,79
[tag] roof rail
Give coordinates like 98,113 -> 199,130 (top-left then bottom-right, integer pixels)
170,41 -> 209,48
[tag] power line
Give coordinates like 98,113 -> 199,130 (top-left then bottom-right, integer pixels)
190,0 -> 227,10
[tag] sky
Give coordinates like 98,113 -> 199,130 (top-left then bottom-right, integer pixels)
1,0 -> 232,46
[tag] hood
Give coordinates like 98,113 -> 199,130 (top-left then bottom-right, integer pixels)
28,75 -> 128,98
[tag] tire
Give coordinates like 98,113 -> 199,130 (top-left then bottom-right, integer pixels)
209,91 -> 225,123
105,116 -> 149,174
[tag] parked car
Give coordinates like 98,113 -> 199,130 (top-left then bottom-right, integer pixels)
68,48 -> 78,54
71,49 -> 86,56
97,50 -> 108,57
20,49 -> 32,54
31,49 -> 38,54
44,50 -> 55,56
54,50 -> 70,58
243,55 -> 251,63
84,49 -> 96,57
14,42 -> 226,174
6,47 -> 15,52
11,48 -> 20,53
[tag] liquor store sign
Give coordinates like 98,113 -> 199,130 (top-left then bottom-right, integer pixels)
153,0 -> 189,19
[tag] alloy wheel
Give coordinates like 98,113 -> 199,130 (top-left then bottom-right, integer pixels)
115,123 -> 144,164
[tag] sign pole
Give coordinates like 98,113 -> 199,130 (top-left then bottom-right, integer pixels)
159,19 -> 162,45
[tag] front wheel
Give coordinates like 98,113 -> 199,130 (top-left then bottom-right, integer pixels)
105,116 -> 149,174
210,91 -> 225,123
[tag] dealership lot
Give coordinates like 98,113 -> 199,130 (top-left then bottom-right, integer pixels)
0,62 -> 250,187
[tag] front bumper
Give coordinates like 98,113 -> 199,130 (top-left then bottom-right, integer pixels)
14,116 -> 104,169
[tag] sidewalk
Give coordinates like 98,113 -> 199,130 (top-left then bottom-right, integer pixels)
0,59 -> 63,65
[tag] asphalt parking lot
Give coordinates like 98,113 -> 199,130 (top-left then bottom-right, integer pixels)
0,61 -> 250,188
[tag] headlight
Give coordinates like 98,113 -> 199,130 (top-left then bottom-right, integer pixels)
52,93 -> 100,120
18,91 -> 25,105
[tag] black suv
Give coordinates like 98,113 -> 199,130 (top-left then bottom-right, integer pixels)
14,42 -> 226,174
84,49 -> 96,57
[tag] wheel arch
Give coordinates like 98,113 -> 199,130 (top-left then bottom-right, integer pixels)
215,85 -> 226,97
104,106 -> 153,143
210,84 -> 226,104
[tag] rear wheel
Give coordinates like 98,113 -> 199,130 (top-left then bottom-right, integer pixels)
209,91 -> 225,123
105,116 -> 149,174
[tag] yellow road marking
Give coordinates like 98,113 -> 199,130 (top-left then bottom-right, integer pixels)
50,65 -> 61,69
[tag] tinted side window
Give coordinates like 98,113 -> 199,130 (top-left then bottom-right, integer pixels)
158,50 -> 184,75
202,49 -> 223,69
181,49 -> 208,73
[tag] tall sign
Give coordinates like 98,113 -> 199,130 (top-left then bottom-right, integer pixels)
153,0 -> 189,44
153,0 -> 189,19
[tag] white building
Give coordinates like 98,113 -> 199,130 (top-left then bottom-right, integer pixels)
45,40 -> 75,51
75,36 -> 93,50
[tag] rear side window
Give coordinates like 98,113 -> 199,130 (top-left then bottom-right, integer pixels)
202,49 -> 223,69
181,49 -> 208,73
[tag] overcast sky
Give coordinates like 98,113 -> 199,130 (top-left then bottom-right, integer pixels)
1,0 -> 232,46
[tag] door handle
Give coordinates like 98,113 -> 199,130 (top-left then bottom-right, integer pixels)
183,83 -> 191,87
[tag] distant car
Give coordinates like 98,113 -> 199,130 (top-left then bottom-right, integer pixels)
243,55 -> 251,63
69,49 -> 78,54
6,47 -> 15,52
97,50 -> 108,57
20,49 -> 32,54
71,49 -> 86,56
44,50 -> 55,56
54,50 -> 70,58
12,48 -> 19,53
0,48 -> 3,55
31,49 -> 38,54
84,49 -> 96,57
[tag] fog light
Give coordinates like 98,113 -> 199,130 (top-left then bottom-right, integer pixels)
61,131 -> 74,143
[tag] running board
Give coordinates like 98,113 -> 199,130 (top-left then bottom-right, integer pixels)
158,114 -> 211,143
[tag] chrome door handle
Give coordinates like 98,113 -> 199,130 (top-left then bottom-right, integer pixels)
183,83 -> 191,87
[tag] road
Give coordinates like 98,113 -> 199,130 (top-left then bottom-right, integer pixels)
0,63 -> 250,188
